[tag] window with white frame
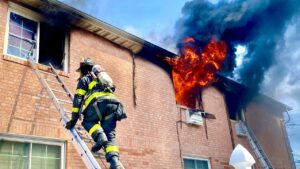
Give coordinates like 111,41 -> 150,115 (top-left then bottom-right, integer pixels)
0,139 -> 65,169
7,12 -> 38,60
5,3 -> 69,71
183,157 -> 211,169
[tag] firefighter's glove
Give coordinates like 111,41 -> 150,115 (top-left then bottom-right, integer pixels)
65,113 -> 79,129
65,119 -> 77,129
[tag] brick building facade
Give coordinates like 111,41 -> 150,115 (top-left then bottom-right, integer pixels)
0,0 -> 294,169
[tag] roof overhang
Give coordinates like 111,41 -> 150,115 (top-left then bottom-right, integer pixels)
13,0 -> 145,53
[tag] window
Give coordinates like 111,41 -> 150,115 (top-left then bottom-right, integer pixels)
5,3 -> 69,71
31,144 -> 62,169
7,12 -> 38,60
0,141 -> 29,169
0,139 -> 65,169
183,157 -> 211,169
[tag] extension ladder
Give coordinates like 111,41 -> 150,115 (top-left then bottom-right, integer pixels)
240,121 -> 274,169
29,61 -> 124,169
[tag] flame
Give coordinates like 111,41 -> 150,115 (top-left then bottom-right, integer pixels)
164,37 -> 227,109
184,36 -> 196,43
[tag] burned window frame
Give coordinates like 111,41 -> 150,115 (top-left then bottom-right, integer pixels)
4,2 -> 69,72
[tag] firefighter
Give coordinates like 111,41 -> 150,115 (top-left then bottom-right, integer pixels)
65,58 -> 126,169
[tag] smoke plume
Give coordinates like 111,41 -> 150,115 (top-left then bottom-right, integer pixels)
174,0 -> 300,101
261,17 -> 300,110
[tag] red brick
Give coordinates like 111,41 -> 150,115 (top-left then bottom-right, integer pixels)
0,1 -> 284,169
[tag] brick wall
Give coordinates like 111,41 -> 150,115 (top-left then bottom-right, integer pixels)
0,1 -> 84,168
0,1 -> 237,168
0,0 -> 9,131
71,32 -> 235,168
230,120 -> 263,169
245,95 -> 294,169
230,94 -> 295,169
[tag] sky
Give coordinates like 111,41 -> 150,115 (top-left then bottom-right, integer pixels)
60,0 -> 188,51
60,0 -> 299,166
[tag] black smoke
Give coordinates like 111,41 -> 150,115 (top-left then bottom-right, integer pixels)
174,0 -> 300,102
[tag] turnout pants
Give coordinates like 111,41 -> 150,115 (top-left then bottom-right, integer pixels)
82,100 -> 120,161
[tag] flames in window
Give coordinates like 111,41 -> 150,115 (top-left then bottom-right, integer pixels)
164,37 -> 227,109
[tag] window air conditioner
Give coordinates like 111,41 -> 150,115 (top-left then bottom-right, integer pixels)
186,109 -> 203,125
235,121 -> 246,137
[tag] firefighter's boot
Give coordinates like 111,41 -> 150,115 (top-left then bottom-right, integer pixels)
91,132 -> 108,152
109,156 -> 122,169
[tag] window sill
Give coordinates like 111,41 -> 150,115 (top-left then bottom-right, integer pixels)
3,55 -> 70,77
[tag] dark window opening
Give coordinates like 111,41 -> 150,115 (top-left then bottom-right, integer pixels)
38,23 -> 68,70
224,92 -> 242,120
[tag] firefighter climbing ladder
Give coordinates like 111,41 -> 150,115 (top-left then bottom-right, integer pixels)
240,121 -> 274,169
28,60 -> 124,169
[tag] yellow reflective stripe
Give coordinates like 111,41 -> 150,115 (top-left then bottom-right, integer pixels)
84,92 -> 115,106
72,107 -> 79,113
88,80 -> 98,90
88,124 -> 102,135
105,146 -> 119,153
76,89 -> 86,95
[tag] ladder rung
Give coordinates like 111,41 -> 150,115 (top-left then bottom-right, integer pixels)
78,131 -> 88,136
51,89 -> 69,95
93,154 -> 105,159
243,123 -> 273,168
77,129 -> 85,134
92,152 -> 105,159
76,129 -> 90,138
40,71 -> 57,77
46,79 -> 62,85
78,135 -> 93,143
83,138 -> 93,143
80,135 -> 93,142
76,126 -> 84,130
58,99 -> 73,104
30,61 -> 103,169
78,132 -> 89,137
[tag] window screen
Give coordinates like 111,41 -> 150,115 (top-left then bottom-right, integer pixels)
0,140 -> 62,169
7,12 -> 38,60
183,158 -> 210,169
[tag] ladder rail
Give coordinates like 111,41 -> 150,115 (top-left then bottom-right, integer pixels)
240,121 -> 274,169
29,60 -> 102,169
49,63 -> 74,100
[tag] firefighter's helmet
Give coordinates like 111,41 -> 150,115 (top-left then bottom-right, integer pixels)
76,58 -> 95,72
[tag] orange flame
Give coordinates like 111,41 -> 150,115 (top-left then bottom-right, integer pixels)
164,37 -> 227,109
